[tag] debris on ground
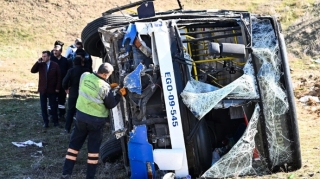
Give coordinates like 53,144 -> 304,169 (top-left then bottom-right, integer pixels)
299,96 -> 320,103
12,140 -> 43,148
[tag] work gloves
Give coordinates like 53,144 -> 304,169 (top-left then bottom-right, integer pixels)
110,83 -> 119,89
110,83 -> 127,96
118,88 -> 127,96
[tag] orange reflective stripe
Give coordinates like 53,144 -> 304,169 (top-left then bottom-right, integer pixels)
88,153 -> 99,157
67,148 -> 79,154
66,155 -> 77,161
87,159 -> 98,164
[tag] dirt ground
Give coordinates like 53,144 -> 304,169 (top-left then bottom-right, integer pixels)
289,68 -> 320,179
270,68 -> 320,179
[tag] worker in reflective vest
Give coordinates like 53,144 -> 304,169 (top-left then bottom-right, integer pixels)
61,62 -> 126,179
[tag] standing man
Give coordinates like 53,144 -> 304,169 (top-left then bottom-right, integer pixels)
75,44 -> 93,73
62,57 -> 90,133
61,63 -> 126,179
31,51 -> 61,127
50,40 -> 64,57
52,45 -> 72,121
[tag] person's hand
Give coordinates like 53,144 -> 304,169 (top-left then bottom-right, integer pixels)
37,58 -> 43,63
118,88 -> 127,96
110,83 -> 119,89
55,89 -> 59,93
65,89 -> 69,94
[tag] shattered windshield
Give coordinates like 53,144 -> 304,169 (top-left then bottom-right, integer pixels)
200,18 -> 292,178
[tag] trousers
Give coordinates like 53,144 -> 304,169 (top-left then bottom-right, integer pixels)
57,89 -> 67,117
40,93 -> 58,125
65,97 -> 77,132
62,117 -> 104,179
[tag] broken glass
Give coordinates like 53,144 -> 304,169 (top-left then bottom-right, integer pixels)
180,57 -> 259,120
252,18 -> 292,168
202,104 -> 262,178
196,18 -> 292,178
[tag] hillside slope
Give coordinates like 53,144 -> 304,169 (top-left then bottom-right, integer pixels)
0,0 -> 318,59
0,0 -> 118,58
0,0 -> 319,103
285,2 -> 320,59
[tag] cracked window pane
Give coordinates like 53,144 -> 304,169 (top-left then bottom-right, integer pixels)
202,104 -> 263,178
180,57 -> 259,120
252,18 -> 293,168
197,18 -> 292,178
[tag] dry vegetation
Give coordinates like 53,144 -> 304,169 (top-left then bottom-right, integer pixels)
1,0 -> 320,178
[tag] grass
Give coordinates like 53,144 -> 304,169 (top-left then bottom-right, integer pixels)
1,68 -> 320,179
0,96 -> 126,179
0,97 -> 64,178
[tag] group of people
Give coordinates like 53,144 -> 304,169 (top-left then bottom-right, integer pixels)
31,38 -> 93,130
31,38 -> 127,179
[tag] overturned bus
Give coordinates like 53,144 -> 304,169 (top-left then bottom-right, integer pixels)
81,0 -> 301,178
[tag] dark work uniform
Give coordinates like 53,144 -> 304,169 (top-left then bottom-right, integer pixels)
62,73 -> 121,179
62,64 -> 90,133
51,55 -> 72,119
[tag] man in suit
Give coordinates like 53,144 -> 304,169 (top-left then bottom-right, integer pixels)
31,51 -> 61,128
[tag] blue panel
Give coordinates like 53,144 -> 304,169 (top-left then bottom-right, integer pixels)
124,63 -> 143,94
128,125 -> 155,179
122,23 -> 137,47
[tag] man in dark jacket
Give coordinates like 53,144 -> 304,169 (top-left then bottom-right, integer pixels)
75,47 -> 93,73
61,63 -> 126,179
51,45 -> 72,120
62,57 -> 90,133
31,51 -> 61,127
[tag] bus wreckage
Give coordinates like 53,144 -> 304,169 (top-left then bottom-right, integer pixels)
81,0 -> 301,178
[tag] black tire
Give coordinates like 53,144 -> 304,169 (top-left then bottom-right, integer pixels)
183,117 -> 213,177
193,119 -> 213,175
81,15 -> 134,57
100,136 -> 122,163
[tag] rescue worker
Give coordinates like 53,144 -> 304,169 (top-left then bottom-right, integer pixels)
61,63 -> 126,179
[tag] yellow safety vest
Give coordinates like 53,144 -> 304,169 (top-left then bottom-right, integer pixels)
76,72 -> 109,118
